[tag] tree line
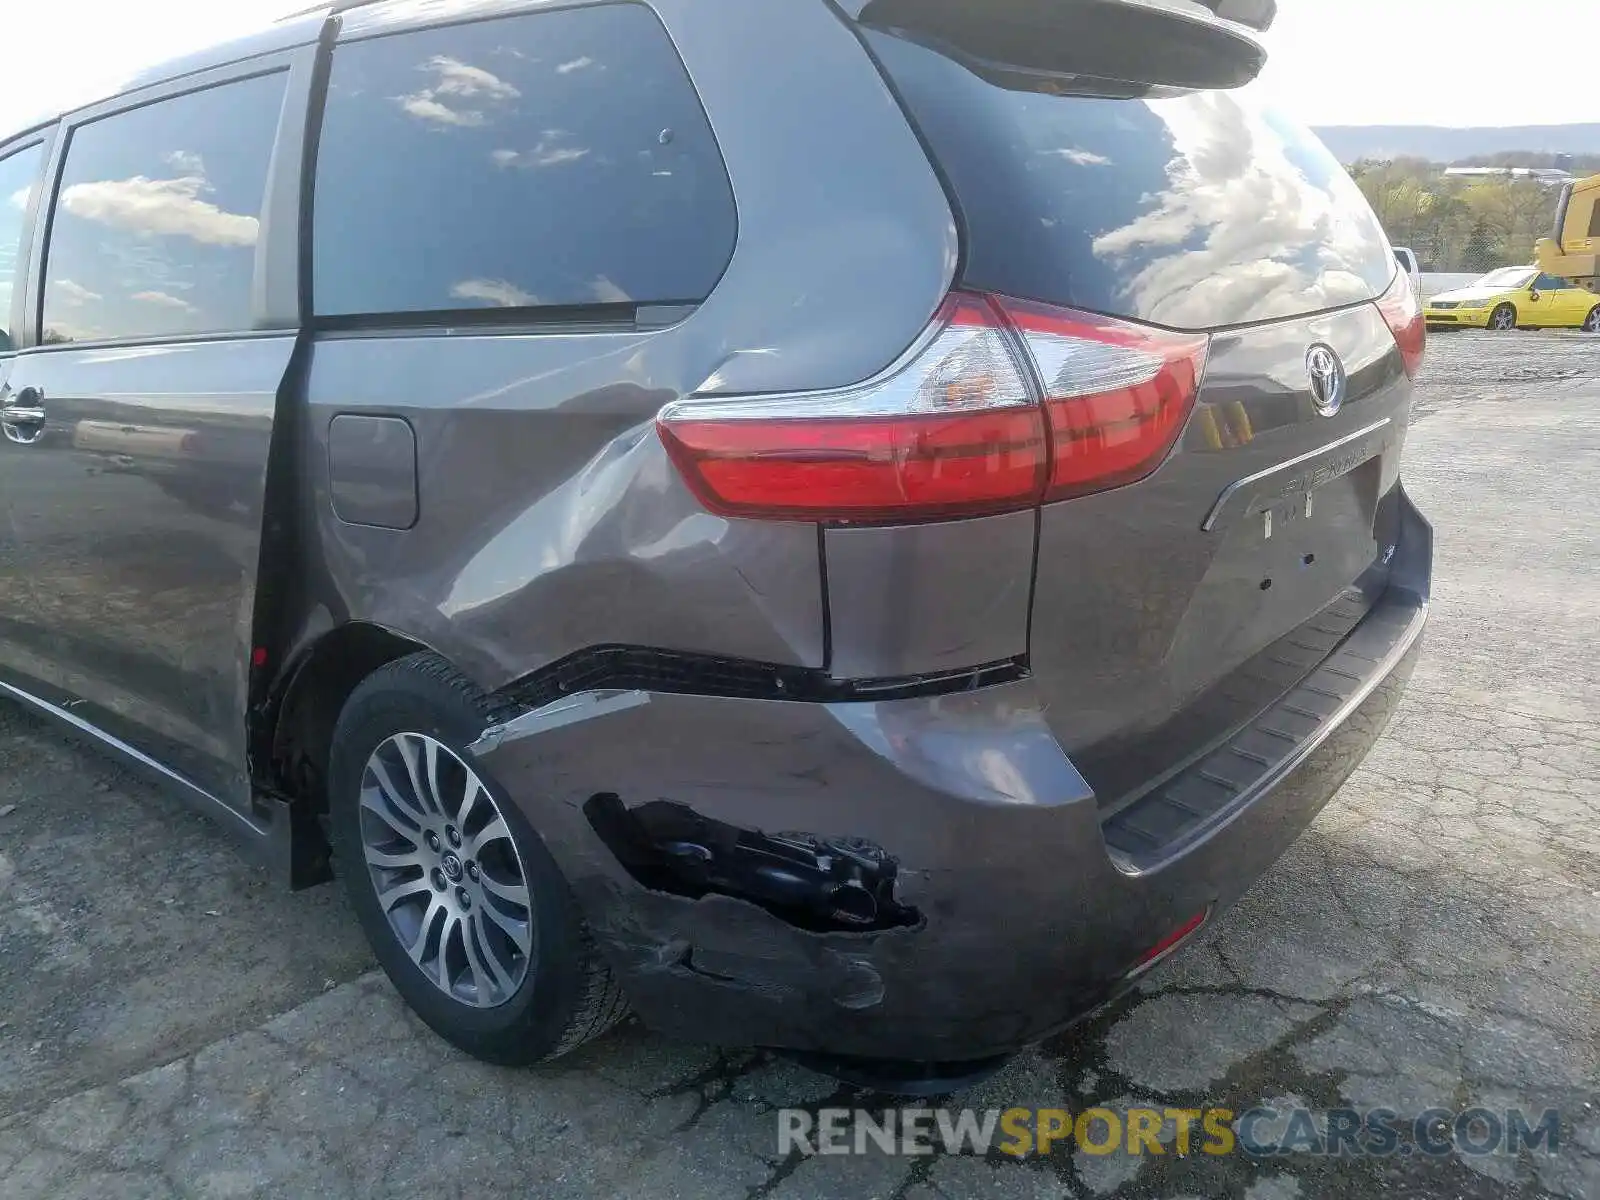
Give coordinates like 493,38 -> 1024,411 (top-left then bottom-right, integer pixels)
1346,157 -> 1582,274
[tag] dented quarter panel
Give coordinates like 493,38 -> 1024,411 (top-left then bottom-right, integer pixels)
300,0 -> 958,689
823,510 -> 1036,679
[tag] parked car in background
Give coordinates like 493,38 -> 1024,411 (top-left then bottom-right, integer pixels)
0,0 -> 1431,1091
1425,267 -> 1600,331
1394,246 -> 1422,297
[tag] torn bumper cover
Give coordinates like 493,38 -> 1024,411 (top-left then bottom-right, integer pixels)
472,502 -> 1431,1065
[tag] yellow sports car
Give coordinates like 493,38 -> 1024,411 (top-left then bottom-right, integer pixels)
1425,267 -> 1600,332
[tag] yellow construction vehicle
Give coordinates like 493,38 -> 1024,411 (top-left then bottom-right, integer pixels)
1535,174 -> 1599,293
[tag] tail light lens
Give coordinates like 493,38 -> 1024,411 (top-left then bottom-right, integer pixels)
658,294 -> 1046,523
1375,270 -> 1426,379
658,292 -> 1208,524
994,298 -> 1209,502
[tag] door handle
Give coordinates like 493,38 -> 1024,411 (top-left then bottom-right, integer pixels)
2,386 -> 46,444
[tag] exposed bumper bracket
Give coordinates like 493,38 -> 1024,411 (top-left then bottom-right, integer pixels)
585,794 -> 920,934
467,689 -> 650,756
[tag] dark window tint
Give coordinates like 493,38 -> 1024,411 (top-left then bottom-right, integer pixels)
866,31 -> 1396,330
314,4 -> 736,318
0,143 -> 45,352
1589,201 -> 1600,239
1535,273 -> 1568,291
41,74 -> 285,345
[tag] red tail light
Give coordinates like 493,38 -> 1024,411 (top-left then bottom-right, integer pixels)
994,298 -> 1209,502
658,292 -> 1207,524
1375,270 -> 1426,379
658,294 -> 1046,523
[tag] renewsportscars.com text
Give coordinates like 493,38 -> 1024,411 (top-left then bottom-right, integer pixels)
778,1106 -> 1563,1160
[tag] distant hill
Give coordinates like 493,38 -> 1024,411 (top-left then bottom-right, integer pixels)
1313,124 -> 1600,164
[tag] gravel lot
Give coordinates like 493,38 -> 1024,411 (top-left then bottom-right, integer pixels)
1,330 -> 1596,1199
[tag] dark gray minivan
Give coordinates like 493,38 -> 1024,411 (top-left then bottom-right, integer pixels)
0,0 -> 1430,1086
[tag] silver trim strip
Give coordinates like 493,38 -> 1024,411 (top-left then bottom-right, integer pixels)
1200,417 -> 1392,532
468,689 -> 651,756
0,678 -> 267,841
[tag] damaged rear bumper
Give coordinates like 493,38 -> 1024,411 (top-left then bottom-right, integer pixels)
474,493 -> 1432,1064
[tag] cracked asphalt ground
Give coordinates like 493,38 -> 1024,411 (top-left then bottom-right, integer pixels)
1,330 -> 1597,1199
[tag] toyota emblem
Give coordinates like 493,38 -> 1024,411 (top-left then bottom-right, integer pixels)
1306,344 -> 1347,417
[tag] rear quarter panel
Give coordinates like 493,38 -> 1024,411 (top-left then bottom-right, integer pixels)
296,0 -> 959,688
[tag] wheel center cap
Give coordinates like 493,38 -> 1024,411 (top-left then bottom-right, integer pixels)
441,852 -> 464,882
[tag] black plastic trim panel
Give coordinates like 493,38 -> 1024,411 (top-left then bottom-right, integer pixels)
501,646 -> 1029,710
1103,592 -> 1425,870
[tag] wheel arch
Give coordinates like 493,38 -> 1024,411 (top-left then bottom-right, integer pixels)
259,621 -> 439,885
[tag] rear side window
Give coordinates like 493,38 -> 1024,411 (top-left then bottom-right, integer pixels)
0,143 -> 45,351
866,31 -> 1396,330
41,73 -> 287,344
314,3 -> 736,319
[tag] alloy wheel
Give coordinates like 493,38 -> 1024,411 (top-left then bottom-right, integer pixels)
358,733 -> 533,1007
1490,305 -> 1516,331
1584,307 -> 1599,333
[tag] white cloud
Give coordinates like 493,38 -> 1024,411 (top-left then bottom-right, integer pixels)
53,279 -> 102,305
450,278 -> 538,308
1047,148 -> 1111,167
8,187 -> 31,211
164,150 -> 205,175
534,147 -> 588,167
589,275 -> 630,303
132,289 -> 195,310
61,174 -> 258,247
426,56 -> 519,100
1090,90 -> 1378,328
556,56 -> 593,75
491,130 -> 590,169
396,56 -> 518,128
398,94 -> 485,127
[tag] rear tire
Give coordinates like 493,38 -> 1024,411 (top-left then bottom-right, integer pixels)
1583,305 -> 1599,333
328,652 -> 628,1065
1488,303 -> 1518,332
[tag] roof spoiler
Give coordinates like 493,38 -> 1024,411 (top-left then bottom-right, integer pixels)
847,0 -> 1273,92
1193,0 -> 1277,33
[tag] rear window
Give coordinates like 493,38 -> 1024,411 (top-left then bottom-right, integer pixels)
866,31 -> 1396,330
314,3 -> 736,319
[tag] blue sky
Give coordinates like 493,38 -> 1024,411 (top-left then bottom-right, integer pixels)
1,0 -> 1591,135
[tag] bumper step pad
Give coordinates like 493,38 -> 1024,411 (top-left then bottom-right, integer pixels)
1103,595 -> 1424,869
